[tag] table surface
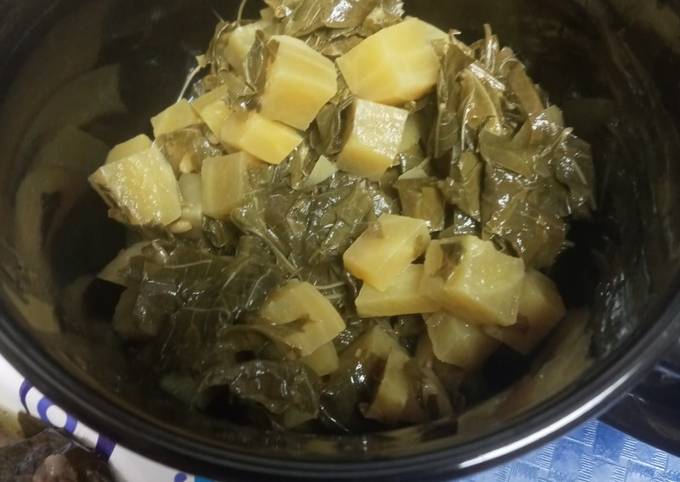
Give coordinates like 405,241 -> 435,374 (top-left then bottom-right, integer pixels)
1,356 -> 679,482
461,420 -> 680,482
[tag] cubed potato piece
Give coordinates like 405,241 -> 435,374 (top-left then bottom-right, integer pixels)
200,100 -> 232,137
425,312 -> 500,370
98,242 -> 149,286
261,36 -> 338,130
356,265 -> 440,317
344,214 -> 430,291
399,115 -> 422,152
201,152 -> 253,219
89,147 -> 182,226
224,22 -> 267,74
302,155 -> 337,189
345,325 -> 404,361
365,338 -> 452,425
337,99 -> 409,181
151,99 -> 201,137
221,111 -> 303,165
519,270 -> 566,328
178,173 -> 203,232
302,342 -> 339,377
191,85 -> 232,136
364,349 -> 411,424
337,18 -> 447,105
191,84 -> 230,113
422,236 -> 525,326
259,280 -> 346,356
484,270 -> 566,354
105,134 -> 152,164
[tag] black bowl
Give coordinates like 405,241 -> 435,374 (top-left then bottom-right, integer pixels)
1,0 -> 680,480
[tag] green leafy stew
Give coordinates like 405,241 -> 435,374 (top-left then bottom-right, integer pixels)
89,0 -> 595,432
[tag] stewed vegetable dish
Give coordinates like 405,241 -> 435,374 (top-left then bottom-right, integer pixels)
89,0 -> 595,431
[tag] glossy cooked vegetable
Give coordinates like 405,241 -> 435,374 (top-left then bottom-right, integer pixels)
89,0 -> 595,431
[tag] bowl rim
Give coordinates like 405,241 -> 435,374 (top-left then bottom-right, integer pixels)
1,274 -> 680,481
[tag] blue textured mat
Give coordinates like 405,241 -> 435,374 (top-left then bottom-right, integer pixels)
460,420 -> 680,482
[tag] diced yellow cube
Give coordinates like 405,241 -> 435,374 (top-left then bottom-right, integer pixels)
484,270 -> 566,354
364,335 -> 453,424
191,85 -> 229,113
201,152 -> 253,219
220,111 -> 303,165
150,99 -> 201,137
302,342 -> 339,377
337,18 -> 447,105
344,214 -> 431,291
191,85 -> 232,136
200,100 -> 232,137
425,312 -> 500,369
260,8 -> 275,23
519,270 -> 566,327
89,147 -> 182,226
224,23 -> 262,74
259,280 -> 346,356
337,99 -> 409,181
302,155 -> 337,189
399,115 -> 422,152
105,134 -> 152,164
355,264 -> 440,317
364,349 -> 411,424
260,35 -> 338,130
422,236 -> 526,326
178,173 -> 203,231
345,325 -> 404,361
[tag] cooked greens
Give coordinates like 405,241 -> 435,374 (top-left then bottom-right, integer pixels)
89,0 -> 594,431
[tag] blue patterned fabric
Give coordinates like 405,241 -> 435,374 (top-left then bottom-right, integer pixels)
460,420 -> 680,482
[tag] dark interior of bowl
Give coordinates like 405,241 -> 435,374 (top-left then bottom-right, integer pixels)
1,0 -> 680,478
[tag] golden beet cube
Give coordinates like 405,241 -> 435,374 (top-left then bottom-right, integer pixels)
201,152 -> 253,219
178,173 -> 203,232
337,99 -> 409,181
355,264 -> 440,317
399,115 -> 423,152
259,281 -> 346,356
343,214 -> 430,292
302,342 -> 339,377
106,134 -> 152,164
150,99 -> 201,137
425,312 -> 500,370
191,85 -> 232,136
224,21 -> 271,74
260,35 -> 338,130
364,349 -> 411,424
484,270 -> 566,354
337,18 -> 447,105
345,325 -> 404,361
422,236 -> 525,326
221,111 -> 303,165
89,147 -> 182,226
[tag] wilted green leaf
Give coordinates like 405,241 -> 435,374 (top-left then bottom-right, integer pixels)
200,360 -> 321,423
113,241 -> 285,342
439,151 -> 483,220
396,178 -> 446,231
